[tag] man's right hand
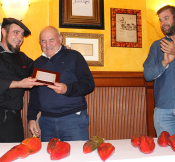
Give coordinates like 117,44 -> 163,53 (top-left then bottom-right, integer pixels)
9,77 -> 44,89
29,120 -> 40,137
162,53 -> 175,68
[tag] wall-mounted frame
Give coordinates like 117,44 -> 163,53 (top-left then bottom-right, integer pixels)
61,32 -> 104,66
111,8 -> 142,48
59,0 -> 104,29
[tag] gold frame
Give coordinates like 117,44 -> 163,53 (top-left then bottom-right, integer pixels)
61,32 -> 104,66
59,0 -> 104,29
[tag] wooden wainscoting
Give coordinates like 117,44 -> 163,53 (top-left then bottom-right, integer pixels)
21,71 -> 156,139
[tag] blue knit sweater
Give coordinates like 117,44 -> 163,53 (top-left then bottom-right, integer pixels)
27,46 -> 95,120
143,36 -> 175,109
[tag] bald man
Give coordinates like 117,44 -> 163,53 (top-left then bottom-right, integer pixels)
28,26 -> 95,142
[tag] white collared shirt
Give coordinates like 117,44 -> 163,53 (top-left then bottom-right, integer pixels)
42,45 -> 62,59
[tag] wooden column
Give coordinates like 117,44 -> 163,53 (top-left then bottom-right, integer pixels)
145,81 -> 156,137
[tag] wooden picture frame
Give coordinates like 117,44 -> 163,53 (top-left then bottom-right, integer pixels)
61,32 -> 104,66
111,8 -> 142,48
59,0 -> 104,29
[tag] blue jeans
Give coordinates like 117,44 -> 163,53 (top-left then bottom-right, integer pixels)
154,108 -> 175,137
39,109 -> 89,142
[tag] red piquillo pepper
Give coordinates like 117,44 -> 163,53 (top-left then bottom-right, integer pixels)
47,138 -> 70,160
139,135 -> 155,154
131,134 -> 141,148
168,134 -> 175,151
97,142 -> 115,162
157,131 -> 170,147
47,138 -> 60,154
83,136 -> 104,154
21,136 -> 41,155
0,144 -> 29,162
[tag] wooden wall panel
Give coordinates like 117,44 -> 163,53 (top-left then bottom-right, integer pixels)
86,87 -> 147,140
21,71 -> 155,139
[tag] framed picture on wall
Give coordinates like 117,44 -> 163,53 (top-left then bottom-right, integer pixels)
61,32 -> 104,66
59,0 -> 104,29
111,8 -> 142,48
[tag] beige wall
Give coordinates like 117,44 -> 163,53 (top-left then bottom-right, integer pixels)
0,0 -> 175,71
50,0 -> 148,72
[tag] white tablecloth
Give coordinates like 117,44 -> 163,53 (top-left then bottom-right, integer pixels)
0,139 -> 175,162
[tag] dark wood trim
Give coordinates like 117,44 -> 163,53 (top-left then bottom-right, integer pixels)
91,71 -> 145,87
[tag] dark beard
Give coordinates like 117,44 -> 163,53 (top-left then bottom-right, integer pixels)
6,42 -> 20,54
162,21 -> 175,36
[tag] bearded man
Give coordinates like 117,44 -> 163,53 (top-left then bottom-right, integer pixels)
143,5 -> 175,137
0,18 -> 43,142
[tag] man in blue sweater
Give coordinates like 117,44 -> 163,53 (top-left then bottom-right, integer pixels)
143,5 -> 175,137
27,26 -> 95,142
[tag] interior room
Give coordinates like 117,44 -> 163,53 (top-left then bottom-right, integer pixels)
0,0 -> 175,161
0,0 -> 173,139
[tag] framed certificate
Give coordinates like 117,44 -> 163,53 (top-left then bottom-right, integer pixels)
61,32 -> 104,66
59,0 -> 104,29
32,68 -> 61,85
111,8 -> 142,48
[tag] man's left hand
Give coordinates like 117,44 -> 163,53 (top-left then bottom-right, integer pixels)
47,82 -> 67,94
160,39 -> 175,55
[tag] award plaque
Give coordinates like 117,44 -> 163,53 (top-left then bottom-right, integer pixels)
32,68 -> 61,85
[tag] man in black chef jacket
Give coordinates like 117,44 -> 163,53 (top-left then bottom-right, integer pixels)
0,18 -> 43,143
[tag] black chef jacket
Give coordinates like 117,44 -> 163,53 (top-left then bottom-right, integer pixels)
0,44 -> 34,111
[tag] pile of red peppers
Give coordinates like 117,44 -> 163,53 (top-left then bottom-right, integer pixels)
83,136 -> 115,162
0,136 -> 41,162
131,134 -> 155,154
131,131 -> 175,154
2,132 -> 175,162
